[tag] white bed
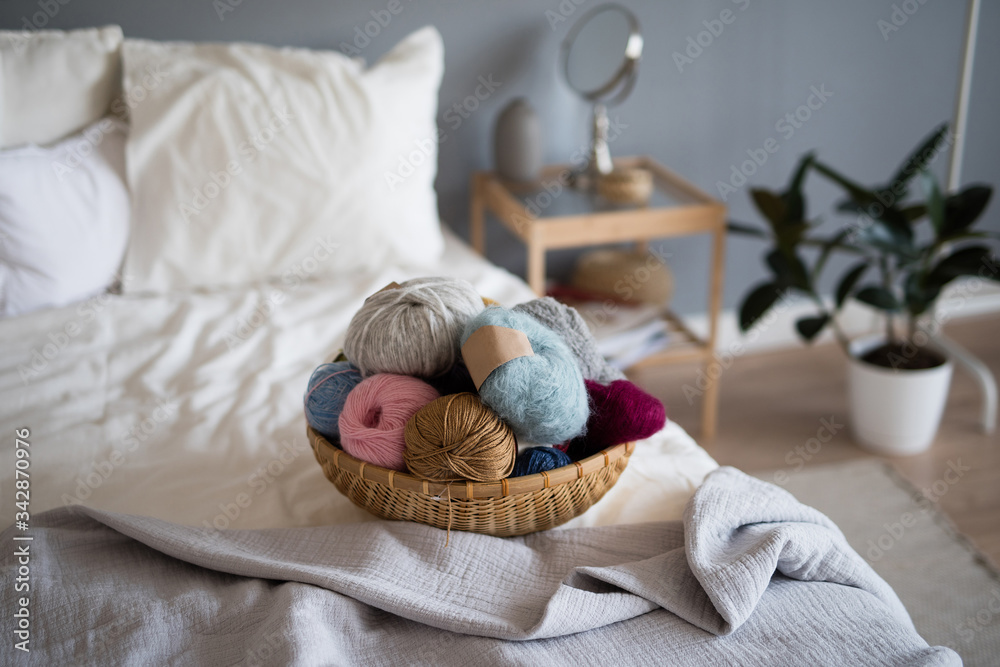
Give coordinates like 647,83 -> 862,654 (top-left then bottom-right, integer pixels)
0,226 -> 717,531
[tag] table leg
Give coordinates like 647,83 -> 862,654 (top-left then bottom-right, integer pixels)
527,238 -> 546,296
701,226 -> 727,440
701,361 -> 721,440
469,173 -> 485,256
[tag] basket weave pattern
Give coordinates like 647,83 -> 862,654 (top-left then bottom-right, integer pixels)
310,427 -> 633,537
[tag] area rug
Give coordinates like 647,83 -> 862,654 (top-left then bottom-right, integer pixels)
754,459 -> 1000,666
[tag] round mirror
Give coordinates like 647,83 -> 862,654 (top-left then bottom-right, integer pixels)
560,4 -> 642,182
562,4 -> 642,103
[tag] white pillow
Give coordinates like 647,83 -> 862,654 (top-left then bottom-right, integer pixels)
121,27 -> 445,294
0,26 -> 123,148
0,117 -> 130,317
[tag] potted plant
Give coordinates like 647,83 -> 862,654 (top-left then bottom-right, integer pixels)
730,124 -> 998,455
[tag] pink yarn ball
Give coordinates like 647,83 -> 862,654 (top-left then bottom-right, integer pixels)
338,374 -> 439,471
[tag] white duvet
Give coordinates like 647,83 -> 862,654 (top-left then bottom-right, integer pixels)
0,229 -> 717,531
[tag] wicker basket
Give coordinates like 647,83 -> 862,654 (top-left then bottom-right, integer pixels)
596,167 -> 654,205
309,427 -> 633,537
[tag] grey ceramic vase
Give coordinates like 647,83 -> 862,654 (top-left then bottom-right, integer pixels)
493,98 -> 542,182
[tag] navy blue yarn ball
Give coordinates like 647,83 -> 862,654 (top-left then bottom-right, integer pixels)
511,446 -> 573,477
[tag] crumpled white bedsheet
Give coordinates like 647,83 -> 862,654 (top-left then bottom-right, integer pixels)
0,228 -> 717,531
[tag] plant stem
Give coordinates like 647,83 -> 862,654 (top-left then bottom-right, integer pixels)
799,238 -> 864,254
830,316 -> 852,356
880,256 -> 895,345
808,293 -> 852,355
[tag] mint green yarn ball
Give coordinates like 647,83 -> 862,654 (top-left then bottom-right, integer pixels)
461,307 -> 588,445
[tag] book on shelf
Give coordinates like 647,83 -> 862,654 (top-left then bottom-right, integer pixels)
547,284 -> 670,370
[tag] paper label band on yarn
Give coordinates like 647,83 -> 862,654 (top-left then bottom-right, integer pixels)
461,325 -> 535,390
364,281 -> 402,302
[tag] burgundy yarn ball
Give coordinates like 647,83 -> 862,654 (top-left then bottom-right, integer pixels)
567,379 -> 666,460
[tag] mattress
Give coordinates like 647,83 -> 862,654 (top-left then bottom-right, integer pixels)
0,228 -> 717,531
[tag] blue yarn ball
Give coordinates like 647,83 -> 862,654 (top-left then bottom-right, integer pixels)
512,446 -> 573,477
304,361 -> 363,441
461,306 -> 588,445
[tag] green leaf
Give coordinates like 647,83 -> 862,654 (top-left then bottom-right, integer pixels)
854,285 -> 900,312
838,200 -> 926,224
812,160 -> 880,208
726,221 -> 769,238
811,229 -> 851,283
900,204 -> 927,222
922,170 -> 945,236
795,314 -> 830,342
873,186 -> 902,210
855,220 -> 917,260
835,261 -> 868,308
739,282 -> 783,332
766,249 -> 810,290
776,223 -> 810,255
904,271 -> 940,317
787,152 -> 814,193
834,199 -> 864,215
783,153 -> 814,221
813,159 -> 913,246
877,207 -> 914,241
937,230 -> 1000,244
889,123 -> 950,193
927,245 -> 998,286
893,248 -> 928,271
943,185 -> 993,236
750,189 -> 787,228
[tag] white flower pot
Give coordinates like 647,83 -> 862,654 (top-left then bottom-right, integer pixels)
847,335 -> 953,456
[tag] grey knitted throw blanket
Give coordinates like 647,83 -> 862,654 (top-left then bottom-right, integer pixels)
1,467 -> 957,665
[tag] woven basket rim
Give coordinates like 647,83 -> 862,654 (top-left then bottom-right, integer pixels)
308,426 -> 634,501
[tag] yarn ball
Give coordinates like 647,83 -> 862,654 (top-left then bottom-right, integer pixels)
425,361 -> 477,396
511,446 -> 573,477
462,307 -> 588,445
338,374 -> 439,471
344,277 -> 485,378
567,379 -> 666,461
304,362 -> 364,442
404,393 -> 516,482
512,297 -> 626,384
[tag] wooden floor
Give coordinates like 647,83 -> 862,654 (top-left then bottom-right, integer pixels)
630,313 -> 1000,567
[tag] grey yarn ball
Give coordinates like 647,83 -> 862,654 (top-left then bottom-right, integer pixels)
512,297 -> 626,384
344,277 -> 485,378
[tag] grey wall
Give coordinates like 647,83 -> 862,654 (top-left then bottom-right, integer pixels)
4,0 -> 997,315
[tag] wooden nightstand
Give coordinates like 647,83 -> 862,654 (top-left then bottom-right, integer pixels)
469,156 -> 727,438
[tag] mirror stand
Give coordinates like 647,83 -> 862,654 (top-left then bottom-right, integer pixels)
587,103 -> 614,179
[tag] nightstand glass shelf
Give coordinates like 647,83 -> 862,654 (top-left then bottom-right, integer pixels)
469,156 -> 726,438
